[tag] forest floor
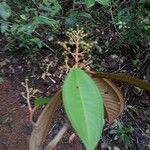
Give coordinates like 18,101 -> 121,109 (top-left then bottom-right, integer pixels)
0,46 -> 150,150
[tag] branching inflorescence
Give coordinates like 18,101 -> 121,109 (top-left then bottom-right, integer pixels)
58,25 -> 93,71
21,78 -> 42,124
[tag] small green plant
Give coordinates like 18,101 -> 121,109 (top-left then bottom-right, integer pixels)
110,122 -> 134,149
83,0 -> 109,7
29,26 -> 150,150
34,97 -> 50,106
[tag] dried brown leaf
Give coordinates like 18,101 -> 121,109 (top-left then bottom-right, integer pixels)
91,74 -> 124,123
29,91 -> 62,150
90,72 -> 150,91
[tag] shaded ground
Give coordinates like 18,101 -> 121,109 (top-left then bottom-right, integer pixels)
0,79 -> 30,150
0,50 -> 150,150
0,78 -> 83,150
0,53 -> 84,150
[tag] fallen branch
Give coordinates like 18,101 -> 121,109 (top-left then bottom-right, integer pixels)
44,123 -> 69,150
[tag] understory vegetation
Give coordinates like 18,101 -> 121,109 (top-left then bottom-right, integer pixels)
0,0 -> 149,54
0,0 -> 150,150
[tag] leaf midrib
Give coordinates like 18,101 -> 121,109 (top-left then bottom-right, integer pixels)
75,70 -> 90,148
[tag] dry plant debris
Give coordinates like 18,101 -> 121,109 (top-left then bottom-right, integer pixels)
21,78 -> 42,124
40,55 -> 57,83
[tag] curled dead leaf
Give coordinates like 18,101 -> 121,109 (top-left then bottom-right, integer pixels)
90,73 -> 124,123
29,91 -> 62,150
90,71 -> 150,91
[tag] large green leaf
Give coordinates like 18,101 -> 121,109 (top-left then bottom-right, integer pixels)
84,0 -> 95,8
39,0 -> 61,17
84,0 -> 109,7
34,15 -> 58,29
63,68 -> 104,150
0,2 -> 11,20
1,22 -> 8,33
96,0 -> 109,6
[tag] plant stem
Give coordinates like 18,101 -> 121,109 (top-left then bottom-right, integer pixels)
75,27 -> 80,68
25,78 -> 32,112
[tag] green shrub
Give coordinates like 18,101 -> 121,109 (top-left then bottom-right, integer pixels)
114,0 -> 149,46
0,0 -> 110,54
0,0 -> 61,53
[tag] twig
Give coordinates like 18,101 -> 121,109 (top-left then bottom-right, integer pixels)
42,42 -> 55,53
21,78 -> 41,124
44,123 -> 69,150
72,0 -> 76,11
25,79 -> 32,112
34,31 -> 55,53
75,26 -> 80,68
69,133 -> 76,143
127,111 -> 150,139
110,0 -> 122,37
40,58 -> 56,83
